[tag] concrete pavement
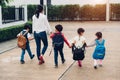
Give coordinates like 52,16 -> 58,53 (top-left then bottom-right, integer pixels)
0,21 -> 120,80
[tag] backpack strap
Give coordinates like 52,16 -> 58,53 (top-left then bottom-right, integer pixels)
23,31 -> 28,36
20,30 -> 28,36
96,39 -> 105,45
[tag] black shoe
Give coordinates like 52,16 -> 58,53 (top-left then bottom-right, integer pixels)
62,59 -> 65,64
31,54 -> 35,59
20,60 -> 25,64
94,66 -> 97,69
55,64 -> 58,68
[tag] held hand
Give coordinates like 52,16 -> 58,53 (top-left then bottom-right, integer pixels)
69,45 -> 72,48
49,31 -> 52,34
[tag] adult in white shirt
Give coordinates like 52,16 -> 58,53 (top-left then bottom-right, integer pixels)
32,5 -> 52,65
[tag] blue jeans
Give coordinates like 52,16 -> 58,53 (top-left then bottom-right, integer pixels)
54,48 -> 65,65
34,31 -> 48,60
21,43 -> 33,61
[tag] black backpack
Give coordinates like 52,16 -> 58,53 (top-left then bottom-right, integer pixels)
72,43 -> 86,60
52,33 -> 64,49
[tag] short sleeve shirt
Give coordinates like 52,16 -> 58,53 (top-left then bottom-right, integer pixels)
74,36 -> 86,48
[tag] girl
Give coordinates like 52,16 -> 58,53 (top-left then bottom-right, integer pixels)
87,32 -> 106,69
72,28 -> 86,67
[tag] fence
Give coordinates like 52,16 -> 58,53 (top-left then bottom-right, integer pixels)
2,7 -> 24,24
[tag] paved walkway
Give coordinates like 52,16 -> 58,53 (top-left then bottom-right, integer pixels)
0,21 -> 120,80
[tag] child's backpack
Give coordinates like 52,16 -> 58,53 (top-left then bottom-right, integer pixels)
72,43 -> 86,60
52,33 -> 64,49
17,31 -> 28,49
93,39 -> 106,59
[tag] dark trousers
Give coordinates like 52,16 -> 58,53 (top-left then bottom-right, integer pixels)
54,48 -> 65,65
34,31 -> 48,60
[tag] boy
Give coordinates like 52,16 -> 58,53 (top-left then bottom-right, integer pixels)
17,24 -> 35,64
50,24 -> 71,68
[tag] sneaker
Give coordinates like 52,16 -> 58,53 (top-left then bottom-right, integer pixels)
62,59 -> 65,64
31,54 -> 35,59
55,64 -> 58,68
39,56 -> 45,63
39,60 -> 44,65
78,64 -> 82,67
94,66 -> 97,69
20,60 -> 25,64
78,61 -> 82,67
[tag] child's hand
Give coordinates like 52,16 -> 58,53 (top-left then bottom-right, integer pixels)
68,44 -> 72,48
28,37 -> 34,40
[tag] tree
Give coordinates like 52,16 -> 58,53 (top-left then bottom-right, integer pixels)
0,0 -> 12,7
80,5 -> 94,20
93,4 -> 106,20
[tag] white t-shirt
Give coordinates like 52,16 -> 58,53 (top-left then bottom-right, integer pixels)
17,30 -> 31,38
73,36 -> 86,48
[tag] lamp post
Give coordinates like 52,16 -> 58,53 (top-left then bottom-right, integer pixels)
106,0 -> 110,22
46,0 -> 48,17
40,0 -> 44,6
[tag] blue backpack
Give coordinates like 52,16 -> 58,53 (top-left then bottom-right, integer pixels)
93,39 -> 106,59
52,33 -> 64,49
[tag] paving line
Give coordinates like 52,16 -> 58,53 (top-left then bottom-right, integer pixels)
0,46 -> 18,54
58,61 -> 76,80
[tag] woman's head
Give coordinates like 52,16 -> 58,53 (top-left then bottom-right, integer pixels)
55,24 -> 63,32
35,5 -> 43,18
77,28 -> 85,36
95,32 -> 102,40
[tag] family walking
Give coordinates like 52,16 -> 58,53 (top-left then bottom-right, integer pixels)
17,5 -> 106,69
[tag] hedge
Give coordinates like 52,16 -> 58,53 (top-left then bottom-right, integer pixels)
0,22 -> 32,42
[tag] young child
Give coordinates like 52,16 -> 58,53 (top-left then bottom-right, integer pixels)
72,28 -> 86,67
87,32 -> 106,69
17,24 -> 35,64
50,24 -> 71,68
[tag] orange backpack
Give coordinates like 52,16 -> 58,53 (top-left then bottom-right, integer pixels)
17,31 -> 28,49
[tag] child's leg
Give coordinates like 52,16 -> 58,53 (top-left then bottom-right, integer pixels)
99,59 -> 103,67
20,49 -> 25,64
54,49 -> 58,67
26,44 -> 34,59
78,60 -> 82,67
93,59 -> 98,69
59,48 -> 65,64
94,59 -> 98,66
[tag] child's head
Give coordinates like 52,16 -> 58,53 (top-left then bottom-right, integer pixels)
24,24 -> 30,31
55,24 -> 63,32
95,32 -> 102,40
77,28 -> 85,36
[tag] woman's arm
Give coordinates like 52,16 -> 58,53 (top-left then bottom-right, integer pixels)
44,16 -> 52,34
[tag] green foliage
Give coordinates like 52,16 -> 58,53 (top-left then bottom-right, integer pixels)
0,0 -> 12,7
27,5 -> 37,20
0,22 -> 32,42
47,4 -> 120,21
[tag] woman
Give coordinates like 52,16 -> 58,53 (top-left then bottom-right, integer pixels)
32,5 -> 52,65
